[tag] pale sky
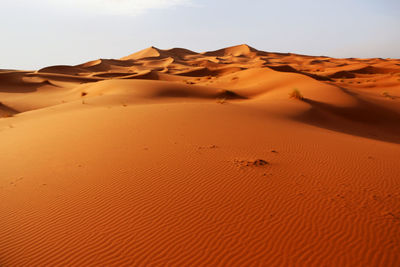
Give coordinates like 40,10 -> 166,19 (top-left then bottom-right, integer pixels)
1,0 -> 399,70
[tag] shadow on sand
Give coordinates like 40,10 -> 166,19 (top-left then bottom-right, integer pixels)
293,87 -> 400,144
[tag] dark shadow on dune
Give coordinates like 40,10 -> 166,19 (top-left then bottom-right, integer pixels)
293,87 -> 400,144
0,86 -> 37,93
155,88 -> 247,100
0,72 -> 38,93
0,79 -> 62,93
0,72 -> 66,93
26,73 -> 101,84
217,90 -> 247,100
0,102 -> 19,117
266,65 -> 332,81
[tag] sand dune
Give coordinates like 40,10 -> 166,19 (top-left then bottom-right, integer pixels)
1,45 -> 400,266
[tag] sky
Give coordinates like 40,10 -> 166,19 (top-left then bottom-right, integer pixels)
1,0 -> 399,70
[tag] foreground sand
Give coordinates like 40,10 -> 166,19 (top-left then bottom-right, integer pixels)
1,45 -> 399,266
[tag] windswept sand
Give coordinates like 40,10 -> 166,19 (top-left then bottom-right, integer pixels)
1,45 -> 400,266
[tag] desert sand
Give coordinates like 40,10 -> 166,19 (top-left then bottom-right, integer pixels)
1,44 -> 399,266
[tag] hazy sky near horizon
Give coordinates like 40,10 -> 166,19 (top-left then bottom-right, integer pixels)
1,0 -> 399,69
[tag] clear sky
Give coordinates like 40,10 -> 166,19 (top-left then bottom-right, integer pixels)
1,0 -> 399,70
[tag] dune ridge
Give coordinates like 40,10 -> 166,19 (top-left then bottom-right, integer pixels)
0,45 -> 399,266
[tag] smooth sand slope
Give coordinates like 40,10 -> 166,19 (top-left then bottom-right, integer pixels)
1,45 -> 400,266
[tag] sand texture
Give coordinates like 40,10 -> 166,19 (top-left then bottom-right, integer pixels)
1,45 -> 400,266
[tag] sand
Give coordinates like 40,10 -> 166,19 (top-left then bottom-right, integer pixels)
0,44 -> 399,266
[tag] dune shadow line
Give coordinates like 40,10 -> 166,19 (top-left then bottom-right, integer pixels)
293,89 -> 400,144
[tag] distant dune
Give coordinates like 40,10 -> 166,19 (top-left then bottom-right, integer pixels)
1,45 -> 400,266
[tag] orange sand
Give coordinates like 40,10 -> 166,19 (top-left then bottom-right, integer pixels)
1,45 -> 400,266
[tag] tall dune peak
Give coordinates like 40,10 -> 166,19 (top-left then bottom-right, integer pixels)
202,44 -> 258,57
121,46 -> 162,60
